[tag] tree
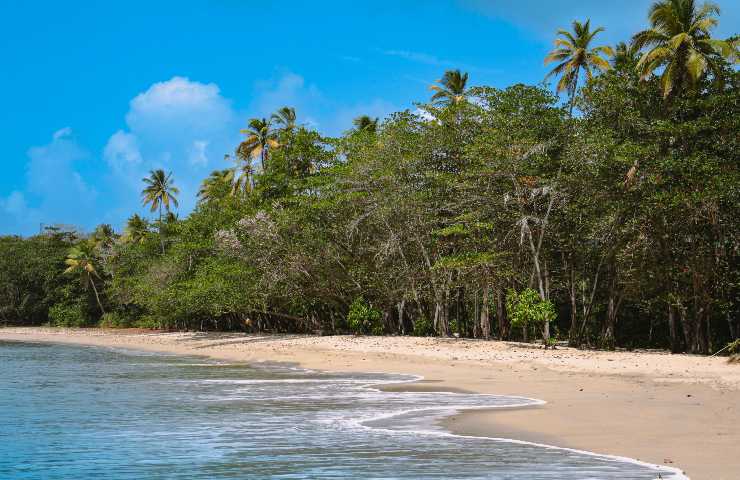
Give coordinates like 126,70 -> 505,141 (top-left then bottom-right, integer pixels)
613,41 -> 641,70
123,214 -> 150,245
271,106 -> 297,131
141,169 -> 179,254
198,168 -> 235,203
64,241 -> 105,315
544,19 -> 613,115
430,69 -> 469,106
633,0 -> 737,98
238,118 -> 279,171
506,288 -> 557,345
352,115 -> 379,134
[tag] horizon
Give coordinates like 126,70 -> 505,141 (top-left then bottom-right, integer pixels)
2,0 -> 738,236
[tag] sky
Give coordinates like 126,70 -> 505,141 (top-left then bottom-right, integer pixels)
1,0 -> 738,236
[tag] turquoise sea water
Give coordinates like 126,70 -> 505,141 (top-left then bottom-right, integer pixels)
0,341 -> 683,479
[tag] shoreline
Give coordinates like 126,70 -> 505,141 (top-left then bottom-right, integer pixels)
1,327 -> 738,479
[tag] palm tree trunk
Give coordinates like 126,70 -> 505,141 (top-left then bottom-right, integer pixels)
568,73 -> 579,117
89,275 -> 105,315
159,204 -> 165,254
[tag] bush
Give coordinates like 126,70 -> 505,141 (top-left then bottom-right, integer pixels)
48,303 -> 88,327
506,288 -> 557,329
412,316 -> 434,337
347,297 -> 382,335
134,315 -> 161,330
98,312 -> 134,329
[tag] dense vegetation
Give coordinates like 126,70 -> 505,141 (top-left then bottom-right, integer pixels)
2,0 -> 738,354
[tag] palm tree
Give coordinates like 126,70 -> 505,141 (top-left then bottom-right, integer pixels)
429,69 -> 469,106
632,0 -> 737,98
123,214 -> 149,244
141,169 -> 179,254
64,241 -> 105,315
198,168 -> 234,203
230,160 -> 253,197
271,106 -> 297,131
544,19 -> 614,115
91,224 -> 116,250
353,115 -> 379,134
613,41 -> 641,71
238,118 -> 279,171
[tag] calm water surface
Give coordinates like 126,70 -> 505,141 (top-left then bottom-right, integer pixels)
0,341 -> 682,479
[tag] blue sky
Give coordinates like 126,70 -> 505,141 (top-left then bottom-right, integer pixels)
1,0 -> 738,235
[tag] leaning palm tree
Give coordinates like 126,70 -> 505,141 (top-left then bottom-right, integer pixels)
64,241 -> 105,315
238,118 -> 279,171
271,106 -> 297,131
123,214 -> 149,244
544,19 -> 614,115
429,69 -> 469,106
198,168 -> 234,203
632,0 -> 737,98
141,169 -> 179,254
353,115 -> 379,134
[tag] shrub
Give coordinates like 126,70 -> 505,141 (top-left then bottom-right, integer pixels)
506,288 -> 556,338
134,315 -> 161,330
98,312 -> 134,329
48,303 -> 88,327
412,316 -> 434,337
347,297 -> 382,335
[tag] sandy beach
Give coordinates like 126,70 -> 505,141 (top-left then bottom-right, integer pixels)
1,327 -> 738,479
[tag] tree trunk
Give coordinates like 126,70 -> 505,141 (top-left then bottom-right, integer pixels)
89,276 -> 105,316
668,303 -> 682,353
496,288 -> 508,340
480,286 -> 491,340
158,204 -> 165,255
568,262 -> 578,346
397,300 -> 405,335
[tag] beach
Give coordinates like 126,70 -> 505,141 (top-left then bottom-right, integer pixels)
1,327 -> 738,479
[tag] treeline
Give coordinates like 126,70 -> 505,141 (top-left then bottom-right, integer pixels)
1,0 -> 738,354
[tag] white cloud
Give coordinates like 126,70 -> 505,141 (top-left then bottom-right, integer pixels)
1,128 -> 96,235
102,76 -> 241,221
188,140 -> 210,167
104,130 -> 143,173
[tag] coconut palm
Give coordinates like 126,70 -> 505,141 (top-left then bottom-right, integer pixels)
64,241 -> 105,314
271,106 -> 297,131
544,19 -> 614,115
230,160 -> 253,196
141,169 -> 179,253
123,214 -> 149,244
91,224 -> 116,250
429,69 -> 469,106
238,118 -> 279,171
353,115 -> 379,134
632,0 -> 737,98
198,168 -> 235,203
613,41 -> 641,71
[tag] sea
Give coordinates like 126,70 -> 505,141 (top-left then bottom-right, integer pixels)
0,341 -> 684,479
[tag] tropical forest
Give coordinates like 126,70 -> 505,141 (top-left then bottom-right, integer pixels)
2,0 -> 738,356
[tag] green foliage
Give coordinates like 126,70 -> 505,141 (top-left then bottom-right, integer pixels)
98,312 -> 134,329
412,316 -> 434,337
2,19 -> 738,355
48,302 -> 88,327
134,315 -> 161,330
506,289 -> 557,329
347,297 -> 382,335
